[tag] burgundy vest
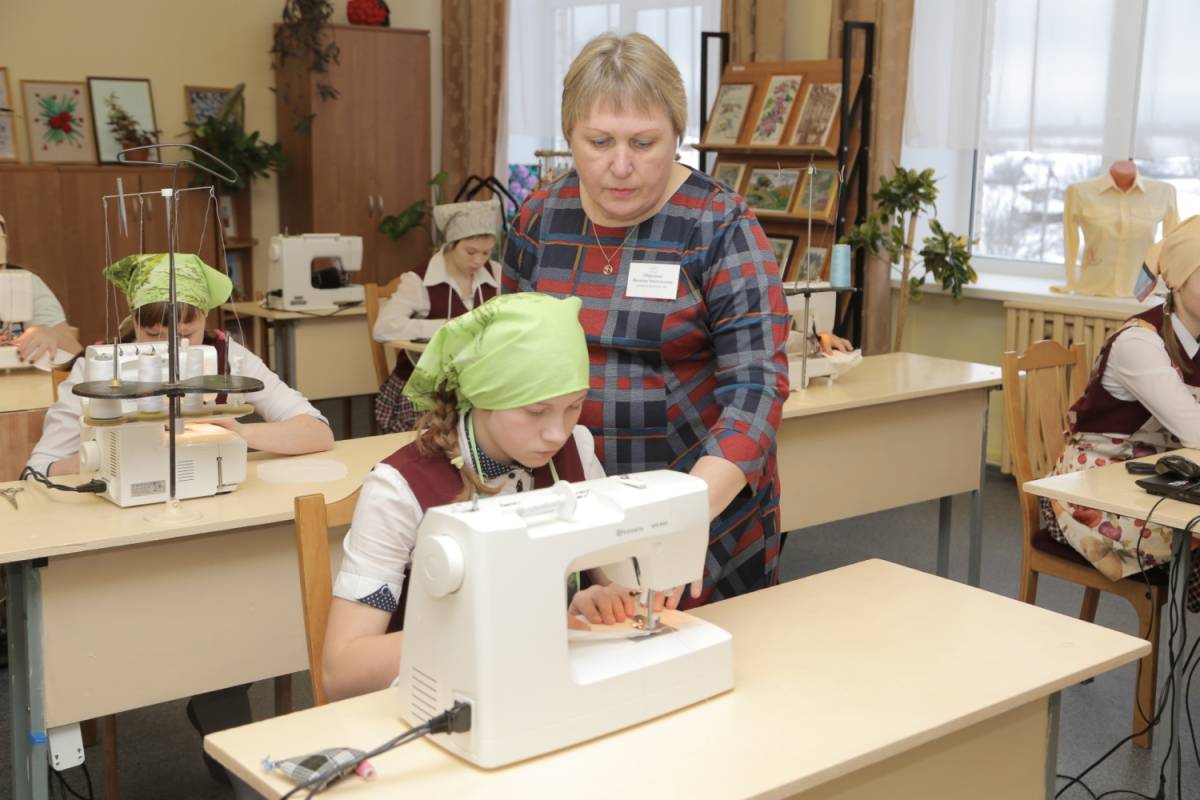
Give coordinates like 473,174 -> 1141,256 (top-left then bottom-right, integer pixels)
1072,304 -> 1200,435
389,263 -> 498,383
377,431 -> 586,632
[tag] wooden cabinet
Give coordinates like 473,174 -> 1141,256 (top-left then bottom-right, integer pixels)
276,25 -> 432,285
0,165 -> 225,345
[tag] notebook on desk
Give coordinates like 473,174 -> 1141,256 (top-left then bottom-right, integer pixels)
1135,475 -> 1200,505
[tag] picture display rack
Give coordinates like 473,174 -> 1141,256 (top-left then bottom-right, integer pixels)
696,22 -> 876,343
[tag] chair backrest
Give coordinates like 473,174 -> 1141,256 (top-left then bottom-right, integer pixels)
1001,340 -> 1090,537
51,367 -> 71,394
364,277 -> 403,387
293,488 -> 361,707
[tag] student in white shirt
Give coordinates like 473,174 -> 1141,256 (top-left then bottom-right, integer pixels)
1042,215 -> 1200,610
372,198 -> 502,432
0,212 -> 82,362
27,253 -> 334,477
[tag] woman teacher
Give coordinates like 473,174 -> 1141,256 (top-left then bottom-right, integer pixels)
503,32 -> 790,606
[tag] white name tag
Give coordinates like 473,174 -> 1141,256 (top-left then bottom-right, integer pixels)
625,261 -> 680,300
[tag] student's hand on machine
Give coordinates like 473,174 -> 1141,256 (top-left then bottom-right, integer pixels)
14,326 -> 59,362
569,582 -> 639,629
663,580 -> 703,609
818,332 -> 853,354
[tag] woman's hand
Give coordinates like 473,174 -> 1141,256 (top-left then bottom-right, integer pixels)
818,332 -> 853,354
15,326 -> 60,363
568,582 -> 639,629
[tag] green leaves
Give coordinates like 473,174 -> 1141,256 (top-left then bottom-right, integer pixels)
185,109 -> 286,193
379,172 -> 449,241
917,218 -> 977,300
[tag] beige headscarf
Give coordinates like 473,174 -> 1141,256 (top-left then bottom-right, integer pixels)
1145,216 -> 1200,291
433,198 -> 500,245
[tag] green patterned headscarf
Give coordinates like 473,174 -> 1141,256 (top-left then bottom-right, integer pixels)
404,293 -> 590,411
103,253 -> 232,314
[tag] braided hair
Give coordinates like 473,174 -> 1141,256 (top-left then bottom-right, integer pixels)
414,385 -> 499,502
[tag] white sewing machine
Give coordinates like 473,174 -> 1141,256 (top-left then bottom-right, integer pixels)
0,269 -> 34,369
397,470 -> 733,768
266,233 -> 364,311
74,342 -> 250,507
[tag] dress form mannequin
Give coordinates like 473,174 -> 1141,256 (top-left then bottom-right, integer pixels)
1052,160 -> 1179,296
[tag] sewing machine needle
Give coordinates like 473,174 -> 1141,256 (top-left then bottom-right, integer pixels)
644,590 -> 657,632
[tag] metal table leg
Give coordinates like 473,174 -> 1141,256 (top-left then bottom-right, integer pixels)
968,395 -> 991,587
1166,525 -> 1191,799
937,497 -> 952,578
7,561 -> 48,800
1043,691 -> 1061,800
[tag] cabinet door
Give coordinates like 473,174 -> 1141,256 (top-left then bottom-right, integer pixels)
0,166 -> 66,309
370,30 -> 432,282
56,167 -> 144,345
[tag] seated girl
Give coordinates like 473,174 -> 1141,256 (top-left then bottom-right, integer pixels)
1042,216 -> 1200,611
324,293 -> 648,701
372,198 -> 502,432
27,252 -> 334,477
0,212 -> 82,362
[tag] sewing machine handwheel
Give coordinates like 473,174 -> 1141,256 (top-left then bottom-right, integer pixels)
418,536 -> 464,598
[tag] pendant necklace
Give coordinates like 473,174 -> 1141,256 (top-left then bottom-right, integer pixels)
592,222 -> 636,276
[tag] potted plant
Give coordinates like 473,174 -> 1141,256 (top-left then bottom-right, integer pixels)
844,166 -> 977,352
272,0 -> 340,131
379,171 -> 448,249
104,92 -> 159,161
184,84 -> 286,193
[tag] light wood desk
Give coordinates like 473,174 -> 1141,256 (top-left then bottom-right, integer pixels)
0,369 -> 56,481
1024,450 -> 1200,800
2,433 -> 415,800
385,338 -> 427,355
779,352 -> 1001,585
206,559 -> 1148,799
222,301 -> 378,401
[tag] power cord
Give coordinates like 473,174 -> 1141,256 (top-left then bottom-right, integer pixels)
51,762 -> 94,800
278,701 -> 472,800
18,466 -> 106,494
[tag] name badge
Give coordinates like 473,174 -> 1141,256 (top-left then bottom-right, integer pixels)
625,261 -> 680,300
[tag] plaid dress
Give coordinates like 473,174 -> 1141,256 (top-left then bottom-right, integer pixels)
503,169 -> 790,606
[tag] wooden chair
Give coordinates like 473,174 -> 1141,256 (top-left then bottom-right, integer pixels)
364,277 -> 403,388
293,489 -> 361,706
1002,339 -> 1168,748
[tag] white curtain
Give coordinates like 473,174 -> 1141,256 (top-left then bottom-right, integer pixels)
1135,0 -> 1200,163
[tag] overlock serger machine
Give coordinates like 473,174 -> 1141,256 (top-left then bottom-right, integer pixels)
266,233 -> 364,311
397,470 -> 734,768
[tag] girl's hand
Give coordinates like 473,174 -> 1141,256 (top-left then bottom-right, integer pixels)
662,579 -> 703,610
568,582 -> 638,628
15,326 -> 59,362
818,332 -> 853,354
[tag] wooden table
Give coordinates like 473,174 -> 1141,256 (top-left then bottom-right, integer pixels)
2,432 -> 415,800
221,301 -> 377,401
0,369 -> 55,481
205,559 -> 1148,799
779,352 -> 1001,585
1024,450 -> 1200,800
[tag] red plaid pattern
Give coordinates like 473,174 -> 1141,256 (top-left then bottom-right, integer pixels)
504,170 -> 790,604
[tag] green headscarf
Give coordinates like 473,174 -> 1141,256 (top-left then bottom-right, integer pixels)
103,253 -> 233,314
404,293 -> 590,411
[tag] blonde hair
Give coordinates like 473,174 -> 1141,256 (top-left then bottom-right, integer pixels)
561,32 -> 686,143
415,386 -> 500,503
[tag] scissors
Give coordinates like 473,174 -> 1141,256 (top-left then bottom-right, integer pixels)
1,487 -> 23,510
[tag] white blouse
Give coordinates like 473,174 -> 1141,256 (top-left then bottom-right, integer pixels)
371,250 -> 500,343
334,420 -> 606,612
1101,311 -> 1200,447
26,338 -> 328,476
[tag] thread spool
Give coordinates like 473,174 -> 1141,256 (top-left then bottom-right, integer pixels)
830,243 -> 851,288
85,351 -> 122,419
137,353 -> 165,414
182,348 -> 205,412
227,354 -> 245,407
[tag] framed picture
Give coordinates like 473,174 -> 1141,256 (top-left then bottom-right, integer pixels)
766,235 -> 797,274
21,80 -> 96,164
711,160 -> 747,193
703,83 -> 754,145
185,85 -> 234,123
790,82 -> 843,148
0,68 -> 17,163
744,167 -> 801,215
749,74 -> 803,146
218,194 -> 237,239
793,163 -> 840,221
797,246 -> 829,282
87,77 -> 159,165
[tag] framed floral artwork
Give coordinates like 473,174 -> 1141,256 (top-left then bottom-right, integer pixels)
790,82 -> 843,148
703,83 -> 754,145
711,160 -> 746,193
88,77 -> 159,165
21,80 -> 96,164
793,163 -> 840,221
744,167 -> 801,215
185,85 -> 234,123
767,235 -> 797,274
0,67 -> 17,162
749,74 -> 803,146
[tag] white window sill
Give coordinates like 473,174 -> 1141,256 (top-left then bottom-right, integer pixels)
890,270 -> 1160,317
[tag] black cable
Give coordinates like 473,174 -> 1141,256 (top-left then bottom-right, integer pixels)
18,466 -> 106,494
258,300 -> 364,318
51,765 -> 94,800
1057,773 -> 1100,799
279,701 -> 471,800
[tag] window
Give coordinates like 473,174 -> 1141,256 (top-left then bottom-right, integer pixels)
505,0 -> 722,173
903,0 -> 1200,274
